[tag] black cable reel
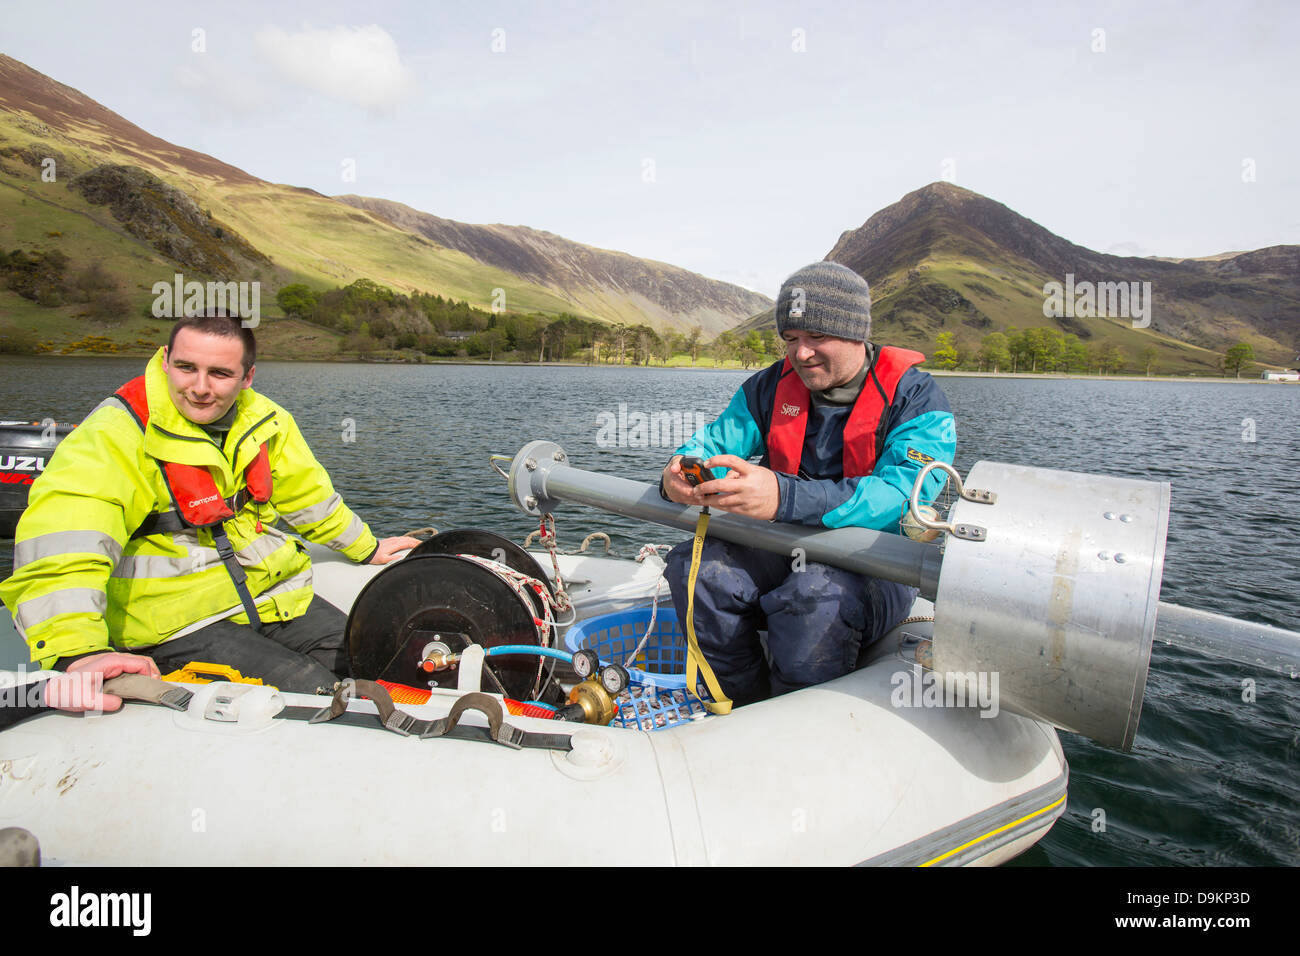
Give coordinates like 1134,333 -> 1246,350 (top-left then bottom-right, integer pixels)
345,529 -> 566,704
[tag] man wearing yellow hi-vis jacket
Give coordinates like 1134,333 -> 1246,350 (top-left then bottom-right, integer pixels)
0,313 -> 419,693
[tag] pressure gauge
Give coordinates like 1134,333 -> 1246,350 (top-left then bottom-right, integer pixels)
572,649 -> 599,680
600,664 -> 630,695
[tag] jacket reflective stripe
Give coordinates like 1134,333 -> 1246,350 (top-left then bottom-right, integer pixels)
323,513 -> 366,551
110,532 -> 292,579
283,493 -> 343,528
14,588 -> 108,634
88,396 -> 126,417
13,531 -> 123,572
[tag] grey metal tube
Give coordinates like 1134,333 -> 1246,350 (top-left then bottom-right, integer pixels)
1155,602 -> 1300,677
505,442 -> 1300,678
535,466 -> 943,599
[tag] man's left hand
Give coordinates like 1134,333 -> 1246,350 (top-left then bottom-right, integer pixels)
694,454 -> 780,521
51,652 -> 161,713
369,536 -> 422,565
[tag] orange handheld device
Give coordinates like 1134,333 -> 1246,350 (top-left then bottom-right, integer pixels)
679,456 -> 711,487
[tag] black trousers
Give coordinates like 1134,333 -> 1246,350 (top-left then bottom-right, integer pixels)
141,596 -> 348,694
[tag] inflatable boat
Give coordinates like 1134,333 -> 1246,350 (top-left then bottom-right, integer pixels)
8,438 -> 1291,866
0,537 -> 1067,867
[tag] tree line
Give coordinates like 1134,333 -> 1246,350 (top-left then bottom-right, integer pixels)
927,328 -> 1138,374
926,328 -> 1262,377
276,280 -> 788,365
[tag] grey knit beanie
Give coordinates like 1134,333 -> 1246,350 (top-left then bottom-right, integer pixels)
775,261 -> 872,342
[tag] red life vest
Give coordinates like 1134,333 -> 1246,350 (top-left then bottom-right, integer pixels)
114,376 -> 272,528
768,346 -> 926,477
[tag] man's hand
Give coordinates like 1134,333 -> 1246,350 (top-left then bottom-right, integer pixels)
661,455 -> 701,505
664,454 -> 780,520
50,652 -> 161,713
369,536 -> 422,565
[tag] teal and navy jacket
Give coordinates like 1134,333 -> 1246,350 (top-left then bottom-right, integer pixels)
674,350 -> 956,532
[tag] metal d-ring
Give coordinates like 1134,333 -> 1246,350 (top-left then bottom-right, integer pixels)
908,461 -> 994,542
489,454 -> 512,481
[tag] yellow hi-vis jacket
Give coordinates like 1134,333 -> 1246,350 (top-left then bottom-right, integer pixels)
0,349 -> 379,669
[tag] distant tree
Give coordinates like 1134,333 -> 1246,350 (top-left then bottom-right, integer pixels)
1139,346 -> 1158,377
685,325 -> 702,364
1063,335 -> 1090,373
1098,343 -> 1126,374
711,331 -> 736,367
764,329 -> 783,359
1223,343 -> 1255,378
740,331 -> 765,368
276,283 -> 318,317
1042,329 -> 1066,371
547,320 -> 569,361
932,332 -> 958,370
481,328 -> 507,361
67,262 -> 116,304
368,315 -> 396,342
1005,327 -> 1029,373
342,327 -> 379,356
656,331 -> 676,365
1021,328 -> 1055,372
611,324 -> 630,364
979,332 -> 1010,373
631,325 -> 658,365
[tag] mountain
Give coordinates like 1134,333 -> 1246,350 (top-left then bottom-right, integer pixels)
736,182 -> 1298,371
3,51 -> 1293,371
336,196 -> 767,336
0,53 -> 769,353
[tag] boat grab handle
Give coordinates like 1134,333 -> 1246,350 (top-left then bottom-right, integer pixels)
301,683 -> 571,751
310,679 -> 420,736
421,692 -> 520,749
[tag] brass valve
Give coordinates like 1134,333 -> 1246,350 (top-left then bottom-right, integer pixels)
565,678 -> 618,726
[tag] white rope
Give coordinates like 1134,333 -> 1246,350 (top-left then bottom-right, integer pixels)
453,551 -> 568,699
624,574 -> 668,672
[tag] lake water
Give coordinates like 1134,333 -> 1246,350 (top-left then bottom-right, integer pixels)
1,356 -> 1297,866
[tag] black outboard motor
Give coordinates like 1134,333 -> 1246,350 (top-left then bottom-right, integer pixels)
0,421 -> 73,538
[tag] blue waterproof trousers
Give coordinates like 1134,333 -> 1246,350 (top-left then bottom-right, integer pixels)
664,537 -> 917,705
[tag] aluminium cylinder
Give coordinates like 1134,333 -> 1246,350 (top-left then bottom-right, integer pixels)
931,461 -> 1170,751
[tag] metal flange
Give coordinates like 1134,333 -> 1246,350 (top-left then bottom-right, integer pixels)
504,440 -> 570,516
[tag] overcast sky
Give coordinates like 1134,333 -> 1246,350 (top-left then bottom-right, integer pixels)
4,0 -> 1296,297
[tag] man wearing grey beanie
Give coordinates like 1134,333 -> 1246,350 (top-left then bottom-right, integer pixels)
660,261 -> 956,705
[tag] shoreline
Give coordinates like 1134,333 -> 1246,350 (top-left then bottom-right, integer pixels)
1,352 -> 1289,384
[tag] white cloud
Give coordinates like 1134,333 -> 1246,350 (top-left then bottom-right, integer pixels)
254,24 -> 414,111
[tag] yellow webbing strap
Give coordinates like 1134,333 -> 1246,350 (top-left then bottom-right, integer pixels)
683,509 -> 733,715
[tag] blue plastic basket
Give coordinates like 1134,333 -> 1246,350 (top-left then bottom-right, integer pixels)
563,607 -> 712,730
